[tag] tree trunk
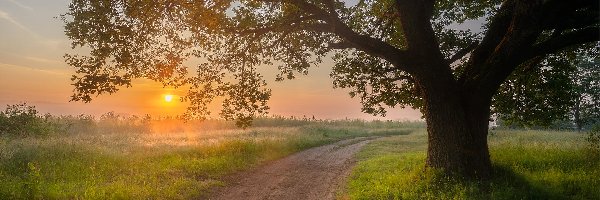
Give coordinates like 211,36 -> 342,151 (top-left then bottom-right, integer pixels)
420,79 -> 493,180
574,97 -> 582,132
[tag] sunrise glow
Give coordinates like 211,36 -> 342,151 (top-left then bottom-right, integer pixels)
0,0 -> 422,120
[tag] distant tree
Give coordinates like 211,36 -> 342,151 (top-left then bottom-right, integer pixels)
492,50 -> 576,128
62,0 -> 599,179
572,55 -> 600,130
493,47 -> 599,130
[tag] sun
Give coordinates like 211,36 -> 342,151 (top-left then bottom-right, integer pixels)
164,94 -> 174,102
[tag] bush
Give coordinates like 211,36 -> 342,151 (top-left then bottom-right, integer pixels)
97,112 -> 151,134
585,124 -> 600,157
64,114 -> 98,134
0,103 -> 56,137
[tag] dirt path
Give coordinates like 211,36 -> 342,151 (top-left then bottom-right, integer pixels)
208,137 -> 377,200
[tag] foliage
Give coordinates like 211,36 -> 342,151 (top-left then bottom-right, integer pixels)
346,130 -> 600,199
61,0 -> 599,126
572,56 -> 600,130
493,46 -> 600,129
586,124 -> 600,157
493,52 -> 577,128
0,103 -> 56,137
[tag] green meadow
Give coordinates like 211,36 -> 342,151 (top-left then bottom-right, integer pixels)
1,106 -> 598,199
0,113 -> 415,199
345,129 -> 600,200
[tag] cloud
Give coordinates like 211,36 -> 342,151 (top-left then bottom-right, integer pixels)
0,9 -> 41,39
0,62 -> 68,76
5,0 -> 33,11
0,7 -> 68,48
24,56 -> 64,65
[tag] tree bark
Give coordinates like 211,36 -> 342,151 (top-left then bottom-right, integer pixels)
419,74 -> 493,180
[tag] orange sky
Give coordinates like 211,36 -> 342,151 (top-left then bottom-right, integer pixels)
0,0 -> 422,121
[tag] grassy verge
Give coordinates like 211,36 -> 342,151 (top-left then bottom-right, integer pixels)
0,124 -> 412,199
345,129 -> 600,199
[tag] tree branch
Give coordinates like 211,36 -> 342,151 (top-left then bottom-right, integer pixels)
283,0 -> 415,73
466,0 -> 547,97
466,0 -> 515,73
539,0 -> 599,31
390,74 -> 415,82
252,0 -> 424,74
328,23 -> 414,72
391,0 -> 458,84
232,14 -> 320,35
527,26 -> 600,59
447,41 -> 479,64
394,0 -> 441,60
328,41 -> 353,49
263,29 -> 293,50
322,0 -> 338,18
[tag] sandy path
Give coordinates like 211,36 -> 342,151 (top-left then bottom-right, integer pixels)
208,137 -> 377,200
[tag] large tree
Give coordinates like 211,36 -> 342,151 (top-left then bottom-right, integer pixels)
62,0 -> 599,179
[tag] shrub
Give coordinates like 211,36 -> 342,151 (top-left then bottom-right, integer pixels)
97,112 -> 151,134
0,103 -> 56,137
585,124 -> 600,157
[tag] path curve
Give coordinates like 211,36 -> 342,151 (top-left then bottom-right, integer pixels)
208,137 -> 377,200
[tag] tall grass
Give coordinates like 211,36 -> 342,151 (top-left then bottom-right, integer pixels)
345,129 -> 600,199
0,109 -> 415,199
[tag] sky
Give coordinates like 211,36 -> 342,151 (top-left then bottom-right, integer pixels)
0,0 -> 423,120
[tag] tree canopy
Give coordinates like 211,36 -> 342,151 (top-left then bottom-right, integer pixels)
63,0 -> 598,126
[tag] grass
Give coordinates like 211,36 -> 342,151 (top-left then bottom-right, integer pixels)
0,122 -> 414,199
345,129 -> 600,200
5,107 -> 595,199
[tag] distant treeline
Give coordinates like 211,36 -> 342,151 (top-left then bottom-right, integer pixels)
0,103 -> 425,137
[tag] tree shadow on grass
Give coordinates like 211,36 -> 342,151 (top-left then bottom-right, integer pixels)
484,165 -> 562,200
485,147 -> 600,200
